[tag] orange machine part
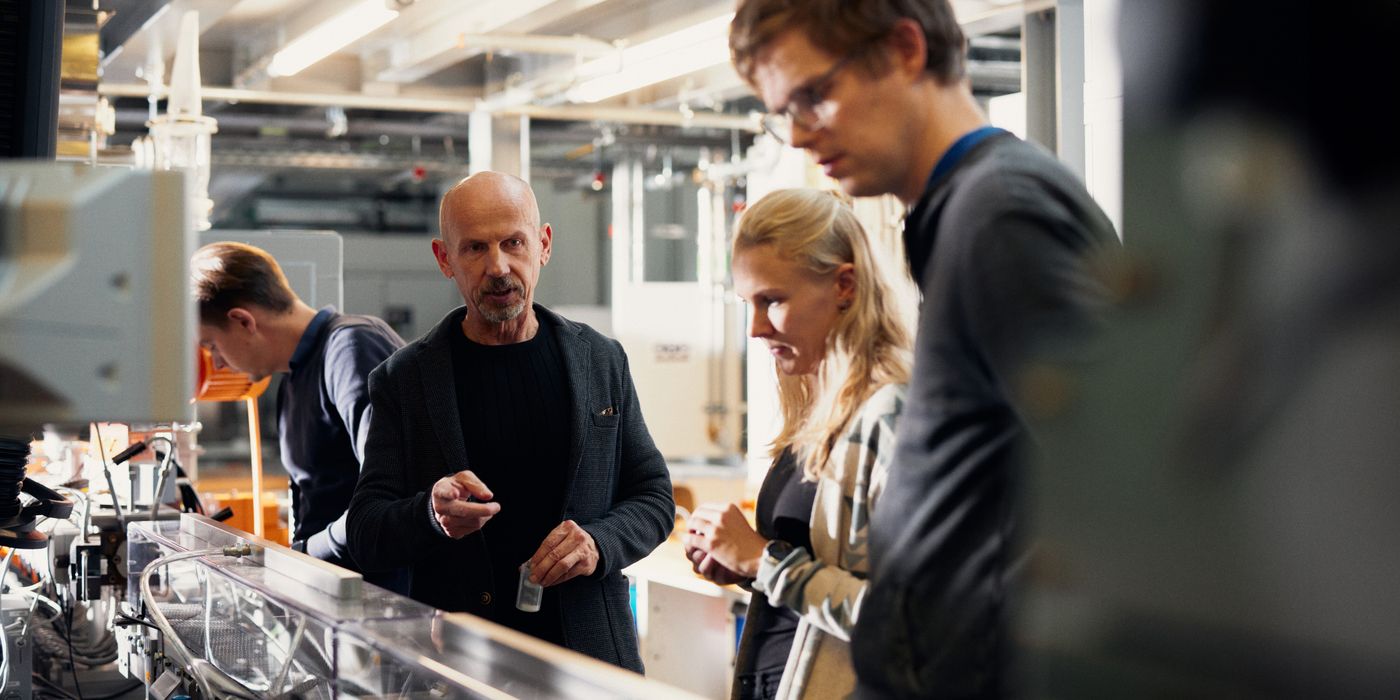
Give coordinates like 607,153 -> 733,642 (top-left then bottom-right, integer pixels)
194,346 -> 271,537
195,347 -> 270,402
203,492 -> 288,545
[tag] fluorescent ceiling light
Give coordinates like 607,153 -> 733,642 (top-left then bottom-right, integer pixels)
268,0 -> 397,78
569,13 -> 735,103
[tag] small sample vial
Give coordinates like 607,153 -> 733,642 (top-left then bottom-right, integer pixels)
516,561 -> 543,612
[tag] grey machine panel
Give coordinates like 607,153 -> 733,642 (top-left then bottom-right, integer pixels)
2,594 -> 33,700
198,230 -> 343,311
0,163 -> 194,431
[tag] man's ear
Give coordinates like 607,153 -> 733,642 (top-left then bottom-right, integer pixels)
887,17 -> 930,81
431,237 -> 454,279
227,308 -> 258,335
539,224 -> 553,266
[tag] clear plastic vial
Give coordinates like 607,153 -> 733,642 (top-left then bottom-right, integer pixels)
517,561 -> 543,612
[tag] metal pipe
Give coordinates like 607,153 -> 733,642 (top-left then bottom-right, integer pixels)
90,424 -> 126,529
113,110 -> 473,139
147,436 -> 176,522
501,103 -> 760,131
268,614 -> 306,699
101,83 -> 476,112
98,83 -> 761,131
104,467 -> 126,528
446,33 -> 616,57
246,397 -> 264,537
140,545 -> 257,700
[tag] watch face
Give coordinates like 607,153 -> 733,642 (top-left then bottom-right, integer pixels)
766,540 -> 794,562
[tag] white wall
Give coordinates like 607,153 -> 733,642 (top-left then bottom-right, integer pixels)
989,91 -> 1028,139
611,161 -> 737,460
1084,0 -> 1124,236
1011,0 -> 1122,235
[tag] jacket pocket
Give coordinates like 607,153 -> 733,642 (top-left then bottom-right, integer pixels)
602,572 -> 643,671
591,411 -> 620,428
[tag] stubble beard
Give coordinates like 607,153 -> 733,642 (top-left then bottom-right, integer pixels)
475,278 -> 526,323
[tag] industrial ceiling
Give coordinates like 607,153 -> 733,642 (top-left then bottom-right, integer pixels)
74,0 -> 1033,232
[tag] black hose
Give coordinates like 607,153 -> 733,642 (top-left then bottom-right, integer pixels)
65,604 -> 86,700
0,435 -> 29,521
32,673 -> 142,700
34,626 -> 116,667
179,483 -> 204,514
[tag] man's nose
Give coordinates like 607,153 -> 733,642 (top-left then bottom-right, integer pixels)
791,121 -> 818,150
211,354 -> 226,371
484,246 -> 510,275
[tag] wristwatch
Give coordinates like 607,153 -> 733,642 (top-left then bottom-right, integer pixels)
763,539 -> 795,566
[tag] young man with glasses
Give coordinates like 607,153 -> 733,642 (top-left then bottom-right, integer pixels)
731,1 -> 1119,698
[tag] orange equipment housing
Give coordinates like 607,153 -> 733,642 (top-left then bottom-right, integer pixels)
194,347 -> 273,537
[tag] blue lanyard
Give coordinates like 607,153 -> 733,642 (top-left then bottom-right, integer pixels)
927,126 -> 1006,186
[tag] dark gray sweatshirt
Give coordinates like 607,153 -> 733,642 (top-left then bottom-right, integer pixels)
853,131 -> 1118,699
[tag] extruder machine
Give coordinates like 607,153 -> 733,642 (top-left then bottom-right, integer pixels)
5,422 -> 205,700
120,514 -> 704,700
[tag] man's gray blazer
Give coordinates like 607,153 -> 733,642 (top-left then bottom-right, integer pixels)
347,304 -> 674,673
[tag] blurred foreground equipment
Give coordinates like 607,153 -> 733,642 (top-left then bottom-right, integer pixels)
1021,1 -> 1400,698
0,164 -> 194,436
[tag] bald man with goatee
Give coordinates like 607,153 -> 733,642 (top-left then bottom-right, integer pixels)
347,172 -> 674,672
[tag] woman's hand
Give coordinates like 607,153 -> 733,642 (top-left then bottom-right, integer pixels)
683,542 -> 750,585
683,502 -> 767,579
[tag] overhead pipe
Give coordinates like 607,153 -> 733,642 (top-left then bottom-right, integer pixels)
441,33 -> 616,57
99,83 -> 760,131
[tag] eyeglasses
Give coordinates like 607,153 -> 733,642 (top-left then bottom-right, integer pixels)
759,51 -> 862,145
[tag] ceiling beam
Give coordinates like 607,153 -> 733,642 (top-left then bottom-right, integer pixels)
958,0 -> 1054,37
100,0 -> 172,59
368,0 -> 575,83
100,0 -> 247,83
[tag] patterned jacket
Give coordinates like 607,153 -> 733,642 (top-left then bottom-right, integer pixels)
733,382 -> 906,700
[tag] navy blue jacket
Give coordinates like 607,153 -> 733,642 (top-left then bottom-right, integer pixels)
278,308 -> 405,573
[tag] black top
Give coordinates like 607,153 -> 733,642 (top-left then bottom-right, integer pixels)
747,448 -> 817,672
853,132 -> 1118,699
449,318 -> 570,647
277,308 -> 404,566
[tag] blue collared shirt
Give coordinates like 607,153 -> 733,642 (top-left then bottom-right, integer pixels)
288,307 -> 334,375
277,306 -> 406,589
926,126 -> 1007,187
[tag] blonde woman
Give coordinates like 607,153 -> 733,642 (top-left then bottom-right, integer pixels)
683,189 -> 912,700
